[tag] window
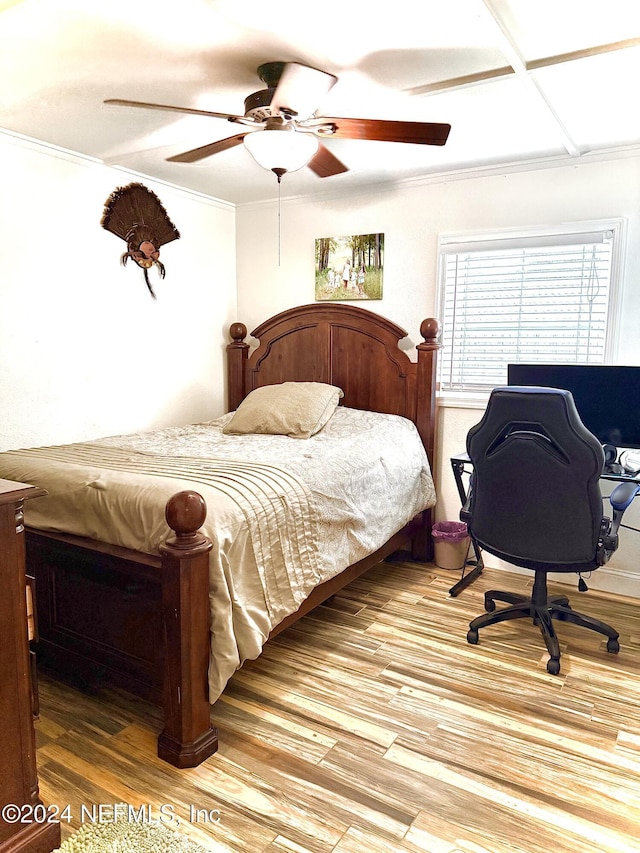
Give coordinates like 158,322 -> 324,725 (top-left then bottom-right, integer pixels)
437,221 -> 625,398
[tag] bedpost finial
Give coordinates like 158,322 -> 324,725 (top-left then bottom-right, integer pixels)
229,322 -> 247,344
420,318 -> 440,346
165,490 -> 207,549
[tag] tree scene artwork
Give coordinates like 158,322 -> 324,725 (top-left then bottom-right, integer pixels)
315,233 -> 384,301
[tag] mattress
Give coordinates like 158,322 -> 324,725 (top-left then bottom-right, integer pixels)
0,407 -> 435,701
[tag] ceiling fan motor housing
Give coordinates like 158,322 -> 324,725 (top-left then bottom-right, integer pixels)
244,88 -> 276,122
244,62 -> 294,121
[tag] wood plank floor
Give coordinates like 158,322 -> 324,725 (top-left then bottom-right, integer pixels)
34,561 -> 640,853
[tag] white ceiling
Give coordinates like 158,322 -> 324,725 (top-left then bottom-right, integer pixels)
2,0 -> 640,204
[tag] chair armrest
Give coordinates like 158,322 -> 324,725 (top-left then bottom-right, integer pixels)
609,481 -> 640,513
609,481 -> 640,536
601,482 -> 640,562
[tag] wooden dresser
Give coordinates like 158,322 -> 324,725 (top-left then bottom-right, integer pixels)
0,480 -> 60,853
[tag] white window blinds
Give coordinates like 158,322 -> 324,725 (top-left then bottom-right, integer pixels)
438,227 -> 617,392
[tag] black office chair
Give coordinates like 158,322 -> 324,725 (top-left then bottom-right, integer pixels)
461,386 -> 640,674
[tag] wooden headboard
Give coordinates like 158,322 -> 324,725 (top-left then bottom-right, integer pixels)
226,303 -> 440,469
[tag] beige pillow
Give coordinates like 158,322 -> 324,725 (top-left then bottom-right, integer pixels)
223,382 -> 343,439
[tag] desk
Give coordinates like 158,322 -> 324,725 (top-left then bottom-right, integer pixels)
600,470 -> 640,485
447,452 -> 640,598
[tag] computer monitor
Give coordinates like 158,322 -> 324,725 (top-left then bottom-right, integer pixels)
506,363 -> 640,450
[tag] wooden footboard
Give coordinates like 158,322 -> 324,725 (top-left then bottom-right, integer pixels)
28,496 -> 426,769
27,491 -> 218,769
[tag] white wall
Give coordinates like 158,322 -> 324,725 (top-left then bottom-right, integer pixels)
235,154 -> 640,596
0,132 -> 237,450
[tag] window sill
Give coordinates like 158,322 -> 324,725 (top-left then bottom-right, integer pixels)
437,390 -> 491,409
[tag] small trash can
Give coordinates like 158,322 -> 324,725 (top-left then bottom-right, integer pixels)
432,521 -> 470,570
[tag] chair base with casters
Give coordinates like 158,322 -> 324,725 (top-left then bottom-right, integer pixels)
466,569 -> 620,675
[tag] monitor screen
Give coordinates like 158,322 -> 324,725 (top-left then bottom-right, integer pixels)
506,364 -> 640,450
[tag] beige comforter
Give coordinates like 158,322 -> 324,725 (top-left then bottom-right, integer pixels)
0,407 -> 435,701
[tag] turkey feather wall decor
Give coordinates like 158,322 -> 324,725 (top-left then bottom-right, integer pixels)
101,182 -> 180,299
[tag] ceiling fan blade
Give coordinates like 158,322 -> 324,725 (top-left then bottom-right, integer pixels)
104,98 -> 247,123
313,117 -> 451,146
166,133 -> 247,163
271,62 -> 337,120
307,143 -> 349,178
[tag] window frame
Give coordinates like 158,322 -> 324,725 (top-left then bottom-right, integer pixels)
435,218 -> 627,408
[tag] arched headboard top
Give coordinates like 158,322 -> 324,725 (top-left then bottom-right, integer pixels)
227,304 -> 439,467
251,302 -> 408,342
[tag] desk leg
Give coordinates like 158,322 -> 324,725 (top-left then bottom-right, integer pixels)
449,458 -> 484,597
448,548 -> 484,597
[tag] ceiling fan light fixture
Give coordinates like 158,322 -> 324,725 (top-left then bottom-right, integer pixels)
244,126 -> 319,175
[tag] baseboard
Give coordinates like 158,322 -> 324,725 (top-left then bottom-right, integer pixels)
484,559 -> 640,600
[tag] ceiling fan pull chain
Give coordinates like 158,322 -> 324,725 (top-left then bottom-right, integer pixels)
277,171 -> 282,266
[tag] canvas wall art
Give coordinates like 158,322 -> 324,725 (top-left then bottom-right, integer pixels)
315,233 -> 384,301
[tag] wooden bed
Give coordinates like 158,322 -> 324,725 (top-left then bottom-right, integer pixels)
24,303 -> 439,768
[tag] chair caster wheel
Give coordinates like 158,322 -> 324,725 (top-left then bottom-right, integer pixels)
547,658 -> 561,675
467,629 -> 479,644
607,638 -> 620,654
483,595 -> 496,612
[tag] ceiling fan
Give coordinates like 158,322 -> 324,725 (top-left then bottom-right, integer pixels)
104,61 -> 451,181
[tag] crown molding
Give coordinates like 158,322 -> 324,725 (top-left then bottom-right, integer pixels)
0,126 -> 235,210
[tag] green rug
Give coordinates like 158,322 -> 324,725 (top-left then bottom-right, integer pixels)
54,818 -> 211,852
